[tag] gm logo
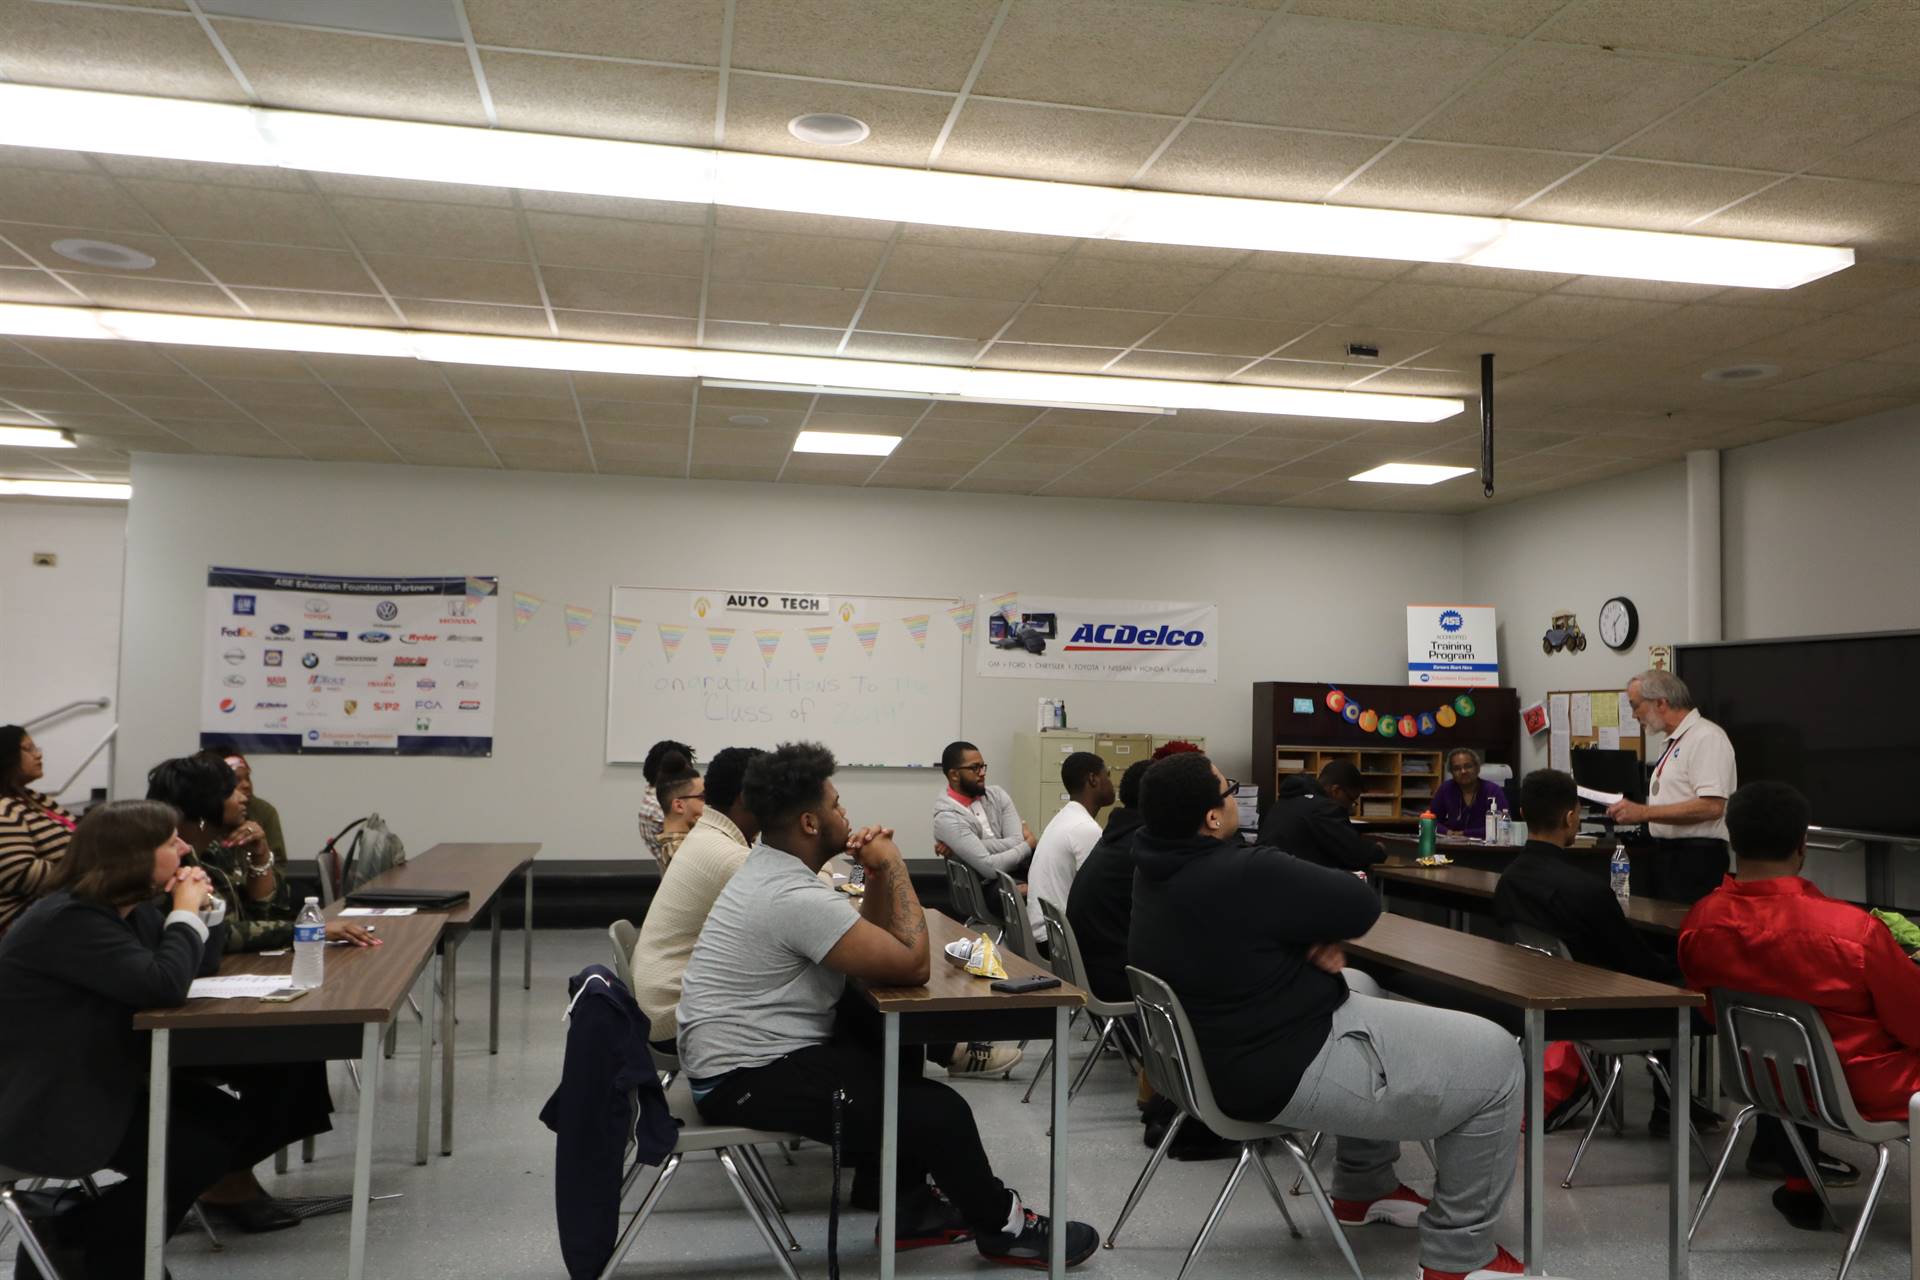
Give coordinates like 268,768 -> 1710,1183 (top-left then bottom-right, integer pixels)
232,594 -> 256,615
1439,609 -> 1465,633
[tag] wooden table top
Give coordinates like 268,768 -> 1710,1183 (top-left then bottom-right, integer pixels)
356,841 -> 540,927
1348,913 -> 1703,1011
1373,862 -> 1692,937
858,911 -> 1086,1014
133,904 -> 441,1030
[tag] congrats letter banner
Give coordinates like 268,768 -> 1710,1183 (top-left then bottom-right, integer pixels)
202,566 -> 497,757
974,594 -> 1219,685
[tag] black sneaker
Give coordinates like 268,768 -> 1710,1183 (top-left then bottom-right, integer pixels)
874,1186 -> 973,1251
1647,1097 -> 1724,1138
1544,1079 -> 1595,1133
1745,1150 -> 1860,1187
1771,1183 -> 1826,1231
976,1203 -> 1099,1269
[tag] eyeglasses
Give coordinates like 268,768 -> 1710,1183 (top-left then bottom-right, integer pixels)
684,791 -> 706,802
954,763 -> 988,774
1219,778 -> 1239,804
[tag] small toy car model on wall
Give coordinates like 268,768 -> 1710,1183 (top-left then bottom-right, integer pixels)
1543,613 -> 1586,654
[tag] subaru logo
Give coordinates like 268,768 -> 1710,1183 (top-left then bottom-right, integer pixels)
269,623 -> 291,637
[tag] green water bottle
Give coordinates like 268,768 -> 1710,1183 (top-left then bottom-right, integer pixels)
1418,810 -> 1437,859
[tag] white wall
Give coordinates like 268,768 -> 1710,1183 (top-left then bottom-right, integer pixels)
117,454 -> 1464,863
0,499 -> 125,803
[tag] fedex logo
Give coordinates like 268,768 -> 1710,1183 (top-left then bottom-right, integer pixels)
1064,623 -> 1206,652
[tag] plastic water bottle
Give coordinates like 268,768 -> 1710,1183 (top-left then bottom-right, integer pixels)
1610,847 -> 1632,900
292,896 -> 326,989
1417,810 -> 1437,858
1496,806 -> 1512,846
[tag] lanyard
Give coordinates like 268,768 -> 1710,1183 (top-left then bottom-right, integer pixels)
1651,726 -> 1690,788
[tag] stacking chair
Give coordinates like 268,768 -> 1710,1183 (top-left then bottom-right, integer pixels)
944,856 -> 1004,938
1110,966 -> 1363,1280
1507,923 -> 1710,1187
994,871 -> 1044,964
1690,989 -> 1912,1280
608,920 -> 639,992
1,1167 -> 65,1279
1021,898 -> 1139,1105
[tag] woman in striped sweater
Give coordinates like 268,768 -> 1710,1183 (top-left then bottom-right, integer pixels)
0,725 -> 78,936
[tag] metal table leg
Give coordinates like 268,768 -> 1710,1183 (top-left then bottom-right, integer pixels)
522,867 -> 533,991
490,893 -> 503,1054
416,960 -> 435,1166
1669,1009 -> 1691,1280
879,1012 -> 899,1280
441,939 -> 459,1156
348,1021 -> 381,1280
143,1029 -> 170,1280
1050,1004 -> 1068,1279
1522,1008 -> 1545,1276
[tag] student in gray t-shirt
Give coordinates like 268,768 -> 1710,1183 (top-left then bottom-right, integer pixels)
676,742 -> 1097,1269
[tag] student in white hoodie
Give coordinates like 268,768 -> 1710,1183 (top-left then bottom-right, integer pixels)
1025,752 -> 1112,943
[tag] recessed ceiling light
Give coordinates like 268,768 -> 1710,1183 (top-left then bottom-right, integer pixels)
727,413 -> 771,427
794,430 -> 899,457
1349,462 -> 1475,486
0,478 -> 130,500
1701,362 -> 1781,384
51,238 -> 156,270
0,426 -> 75,449
787,113 -> 871,146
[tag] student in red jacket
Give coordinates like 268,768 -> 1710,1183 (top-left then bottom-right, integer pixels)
1677,781 -> 1920,1227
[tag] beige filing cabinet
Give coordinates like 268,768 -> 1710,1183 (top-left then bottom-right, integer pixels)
1010,730 -> 1207,832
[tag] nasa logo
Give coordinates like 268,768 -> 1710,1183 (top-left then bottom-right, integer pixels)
307,729 -> 320,742
265,675 -> 287,687
1439,609 -> 1465,633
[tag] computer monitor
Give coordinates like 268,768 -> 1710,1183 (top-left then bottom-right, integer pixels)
1570,747 -> 1647,805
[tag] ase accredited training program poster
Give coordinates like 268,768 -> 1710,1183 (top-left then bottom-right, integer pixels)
1406,604 -> 1499,688
202,566 -> 497,756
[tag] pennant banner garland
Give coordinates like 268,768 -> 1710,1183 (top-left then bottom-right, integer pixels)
466,575 -> 497,604
611,615 -> 640,652
946,601 -> 975,638
753,627 -> 782,666
563,604 -> 593,644
804,625 -> 833,660
902,614 -> 929,648
707,627 -> 735,662
1323,686 -> 1477,739
658,623 -> 686,661
852,620 -> 881,656
511,591 -> 543,629
989,590 -> 1019,619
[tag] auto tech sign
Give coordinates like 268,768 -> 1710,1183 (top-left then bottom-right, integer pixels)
975,594 -> 1219,684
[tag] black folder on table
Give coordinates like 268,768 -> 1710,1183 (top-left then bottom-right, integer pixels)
344,887 -> 470,909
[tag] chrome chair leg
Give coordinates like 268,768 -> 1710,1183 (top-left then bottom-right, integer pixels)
1,1187 -> 61,1280
1105,1111 -> 1184,1248
1289,1129 -> 1325,1195
190,1201 -> 224,1251
1020,1044 -> 1056,1105
1068,1018 -> 1118,1101
1246,1140 -> 1302,1238
1835,1142 -> 1893,1280
1643,1055 -> 1712,1169
1781,1120 -> 1842,1229
1280,1134 -> 1364,1280
717,1150 -> 803,1280
273,1146 -> 289,1175
735,1148 -> 800,1253
1690,1104 -> 1756,1242
1176,1145 -> 1254,1280
597,1153 -> 682,1280
1564,1056 -> 1625,1188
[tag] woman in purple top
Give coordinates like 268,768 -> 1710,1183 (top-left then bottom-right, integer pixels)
1429,747 -> 1508,835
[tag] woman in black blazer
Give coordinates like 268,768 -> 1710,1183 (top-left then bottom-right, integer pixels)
0,799 -> 245,1279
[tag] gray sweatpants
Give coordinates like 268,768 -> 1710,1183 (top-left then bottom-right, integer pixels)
1273,988 -> 1523,1274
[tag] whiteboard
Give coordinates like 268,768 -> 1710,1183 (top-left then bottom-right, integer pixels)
605,587 -> 966,768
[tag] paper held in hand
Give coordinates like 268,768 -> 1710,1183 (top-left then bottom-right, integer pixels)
1577,785 -> 1625,807
187,974 -> 298,1000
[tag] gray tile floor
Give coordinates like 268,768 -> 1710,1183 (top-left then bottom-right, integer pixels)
37,928 -> 1908,1280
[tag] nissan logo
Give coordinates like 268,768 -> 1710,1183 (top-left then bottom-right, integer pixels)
223,648 -> 245,665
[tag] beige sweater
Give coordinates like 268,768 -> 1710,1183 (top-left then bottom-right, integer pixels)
631,808 -> 751,1041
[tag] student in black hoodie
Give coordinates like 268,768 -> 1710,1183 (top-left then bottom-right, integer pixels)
1255,759 -> 1385,872
1065,758 -> 1152,1005
1130,752 -> 1532,1280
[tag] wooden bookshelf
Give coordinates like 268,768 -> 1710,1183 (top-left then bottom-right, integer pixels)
1273,744 -> 1446,823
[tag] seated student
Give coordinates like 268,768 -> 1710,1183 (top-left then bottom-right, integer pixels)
678,742 -> 1097,1267
1679,782 -> 1911,1227
0,799 -> 244,1280
1255,759 -> 1384,872
1132,752 -> 1531,1280
636,739 -> 695,862
931,741 -> 1035,879
199,743 -> 288,865
1496,769 -> 1719,1136
1065,758 -> 1153,1005
148,754 -> 378,1231
652,760 -> 704,873
630,746 -> 764,1050
1023,751 -> 1111,943
0,724 -> 79,937
1430,748 -> 1508,836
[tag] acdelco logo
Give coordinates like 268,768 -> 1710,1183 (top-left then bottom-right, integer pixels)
1063,623 -> 1206,652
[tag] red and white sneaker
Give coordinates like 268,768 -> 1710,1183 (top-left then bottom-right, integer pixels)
1333,1183 -> 1428,1228
1418,1244 -> 1530,1279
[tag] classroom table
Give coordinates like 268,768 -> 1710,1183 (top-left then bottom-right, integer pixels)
135,909 -> 443,1280
1373,862 -> 1693,936
1346,912 -> 1705,1279
856,911 -> 1085,1280
353,841 -> 539,1156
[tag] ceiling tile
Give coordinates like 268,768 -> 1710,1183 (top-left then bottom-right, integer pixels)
184,239 -> 377,293
1000,305 -> 1169,347
525,212 -> 706,277
1288,0 -> 1562,38
1033,257 -> 1223,311
122,177 -> 346,247
552,312 -> 696,344
937,102 -> 1174,185
1538,0 -> 1848,59
856,292 -> 1020,340
1692,178 -> 1920,256
462,391 -> 575,421
518,189 -> 709,225
716,207 -> 897,242
710,228 -> 889,289
211,20 -> 485,124
95,154 -> 308,192
321,198 -> 522,262
1769,0 -> 1920,79
875,244 -> 1060,301
230,288 -> 401,325
1416,46 -> 1734,152
0,3 -> 243,98
723,76 -> 951,168
0,170 -> 161,235
1014,422 -> 1135,449
1233,358 -> 1382,388
56,274 -> 242,314
1185,270 -> 1383,323
575,372 -> 692,405
976,0 -> 1271,115
363,252 -> 544,306
1137,124 -> 1383,201
1143,314 -> 1309,357
478,51 -> 719,144
702,321 -> 843,353
1811,115 -> 1920,184
398,300 -> 553,335
705,280 -> 862,328
1206,16 -> 1505,134
731,0 -> 1001,90
1620,65 -> 1920,171
975,343 -> 1124,372
840,333 -> 981,363
165,347 -> 310,380
464,0 -> 725,63
1333,144 -> 1583,217
1719,311 -> 1920,362
1477,293 -> 1682,341
1514,159 -> 1777,232
1109,350 -> 1251,379
1333,281 -> 1535,330
692,462 -> 783,481
1272,324 -> 1453,364
307,172 -> 514,207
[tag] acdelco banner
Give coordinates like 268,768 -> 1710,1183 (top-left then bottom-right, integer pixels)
1406,603 -> 1499,688
975,594 -> 1218,685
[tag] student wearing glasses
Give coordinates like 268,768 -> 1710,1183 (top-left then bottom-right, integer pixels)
653,760 -> 705,873
1428,748 -> 1507,837
931,741 -> 1035,879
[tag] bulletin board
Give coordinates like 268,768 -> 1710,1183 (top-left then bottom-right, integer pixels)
1544,688 -> 1643,774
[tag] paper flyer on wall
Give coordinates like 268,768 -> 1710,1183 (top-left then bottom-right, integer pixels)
1405,604 -> 1499,687
201,566 -> 496,757
975,594 -> 1218,684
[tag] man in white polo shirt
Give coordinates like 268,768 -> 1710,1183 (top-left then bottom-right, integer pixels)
1607,669 -> 1738,904
1024,751 -> 1112,943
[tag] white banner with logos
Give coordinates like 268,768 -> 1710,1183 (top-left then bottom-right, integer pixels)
201,566 -> 498,756
975,594 -> 1218,684
1406,603 -> 1499,688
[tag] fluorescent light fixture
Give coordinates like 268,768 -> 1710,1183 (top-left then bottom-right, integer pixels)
0,426 -> 74,449
0,305 -> 1464,423
793,431 -> 900,457
0,479 -> 130,500
699,379 -> 1176,416
0,86 -> 1854,290
1349,463 -> 1475,486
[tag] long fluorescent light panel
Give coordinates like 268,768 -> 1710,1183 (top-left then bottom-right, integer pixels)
0,304 -> 1464,423
0,86 -> 1852,289
0,479 -> 130,500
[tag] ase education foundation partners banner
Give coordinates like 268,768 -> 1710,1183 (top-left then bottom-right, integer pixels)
976,595 -> 1218,685
202,567 -> 498,757
1406,604 -> 1499,688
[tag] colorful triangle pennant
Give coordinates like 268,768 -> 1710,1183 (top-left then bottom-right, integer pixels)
804,626 -> 833,660
563,603 -> 592,644
901,614 -> 929,648
989,590 -> 1019,620
511,590 -> 543,629
945,601 -> 975,638
658,623 -> 686,661
707,627 -> 735,662
753,627 -> 782,666
852,620 -> 881,656
611,615 -> 641,652
466,575 -> 497,604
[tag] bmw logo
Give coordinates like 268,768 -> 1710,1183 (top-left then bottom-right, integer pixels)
301,652 -> 320,669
